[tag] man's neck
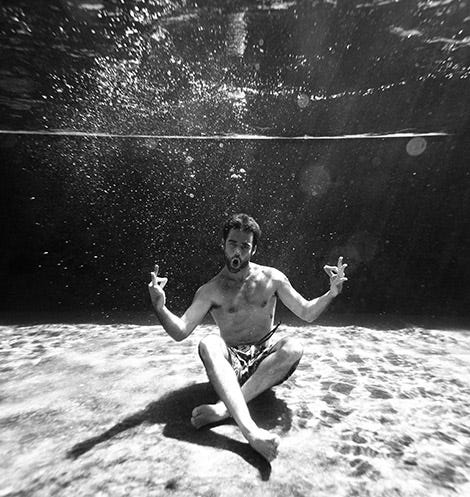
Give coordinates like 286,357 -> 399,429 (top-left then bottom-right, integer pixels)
222,262 -> 253,281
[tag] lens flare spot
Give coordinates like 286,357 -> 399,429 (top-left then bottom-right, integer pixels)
406,137 -> 427,156
297,93 -> 310,109
299,164 -> 331,197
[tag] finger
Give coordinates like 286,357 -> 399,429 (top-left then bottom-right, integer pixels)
337,256 -> 343,268
324,265 -> 337,277
154,264 -> 159,276
151,273 -> 167,285
152,276 -> 168,288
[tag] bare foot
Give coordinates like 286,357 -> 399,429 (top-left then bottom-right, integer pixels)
191,403 -> 229,428
245,428 -> 280,462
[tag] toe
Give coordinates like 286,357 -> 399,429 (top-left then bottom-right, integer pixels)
191,414 -> 204,429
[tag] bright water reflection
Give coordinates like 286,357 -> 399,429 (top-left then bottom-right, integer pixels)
0,0 -> 468,134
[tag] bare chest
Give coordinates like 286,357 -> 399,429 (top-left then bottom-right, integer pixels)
210,276 -> 276,319
208,272 -> 277,344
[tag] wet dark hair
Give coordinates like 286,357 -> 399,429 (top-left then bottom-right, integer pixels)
222,213 -> 261,248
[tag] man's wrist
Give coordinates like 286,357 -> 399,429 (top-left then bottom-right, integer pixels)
327,288 -> 337,299
152,299 -> 165,313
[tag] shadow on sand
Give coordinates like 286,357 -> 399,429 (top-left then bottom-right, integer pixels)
67,382 -> 292,480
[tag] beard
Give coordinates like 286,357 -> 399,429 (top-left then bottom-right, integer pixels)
224,253 -> 249,273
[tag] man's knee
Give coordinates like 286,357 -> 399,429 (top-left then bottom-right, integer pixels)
278,338 -> 303,366
269,338 -> 303,385
198,334 -> 227,364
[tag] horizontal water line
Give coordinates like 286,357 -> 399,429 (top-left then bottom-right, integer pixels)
0,130 -> 451,140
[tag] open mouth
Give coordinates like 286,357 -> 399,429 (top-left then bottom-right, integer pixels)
231,257 -> 241,269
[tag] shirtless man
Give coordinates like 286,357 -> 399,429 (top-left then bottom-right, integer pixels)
148,213 -> 347,462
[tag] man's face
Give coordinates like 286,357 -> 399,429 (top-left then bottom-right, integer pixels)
223,228 -> 256,273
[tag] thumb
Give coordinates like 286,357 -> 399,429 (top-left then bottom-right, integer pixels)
150,272 -> 158,285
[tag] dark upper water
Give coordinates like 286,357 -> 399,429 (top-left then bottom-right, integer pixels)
0,0 -> 469,319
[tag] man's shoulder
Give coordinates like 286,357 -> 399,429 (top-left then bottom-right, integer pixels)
253,263 -> 285,280
195,275 -> 222,299
196,278 -> 215,294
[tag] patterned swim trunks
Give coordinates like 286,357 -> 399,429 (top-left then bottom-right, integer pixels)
227,342 -> 275,385
199,323 -> 300,385
227,322 -> 282,385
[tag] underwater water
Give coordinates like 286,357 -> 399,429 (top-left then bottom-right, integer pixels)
0,1 -> 469,495
0,0 -> 469,318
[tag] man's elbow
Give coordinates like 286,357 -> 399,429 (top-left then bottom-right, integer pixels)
301,309 -> 317,323
172,326 -> 193,342
172,330 -> 190,342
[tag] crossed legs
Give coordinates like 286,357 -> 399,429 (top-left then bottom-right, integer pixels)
191,334 -> 303,461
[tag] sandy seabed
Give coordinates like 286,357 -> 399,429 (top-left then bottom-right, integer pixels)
1,320 -> 470,497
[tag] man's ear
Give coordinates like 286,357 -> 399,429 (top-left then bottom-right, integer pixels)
220,238 -> 225,250
252,245 -> 257,256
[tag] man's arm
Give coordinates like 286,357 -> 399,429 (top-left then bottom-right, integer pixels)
149,266 -> 212,342
274,257 -> 347,323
